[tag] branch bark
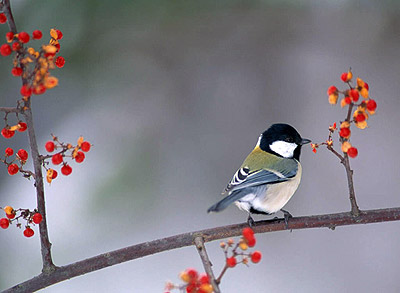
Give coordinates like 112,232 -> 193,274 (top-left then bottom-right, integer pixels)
23,103 -> 55,273
3,207 -> 400,293
194,236 -> 221,293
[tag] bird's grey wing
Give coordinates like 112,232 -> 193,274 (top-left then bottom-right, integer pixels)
209,166 -> 297,213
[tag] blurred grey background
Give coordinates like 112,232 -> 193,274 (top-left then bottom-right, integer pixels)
1,0 -> 400,292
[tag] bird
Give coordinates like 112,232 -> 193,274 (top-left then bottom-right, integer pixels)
207,123 -> 311,226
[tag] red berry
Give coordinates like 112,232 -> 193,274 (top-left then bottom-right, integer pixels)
61,164 -> 72,176
6,212 -> 15,219
6,32 -> 14,42
364,82 -> 369,90
12,42 -> 20,51
0,218 -> 9,229
247,235 -> 256,247
0,13 -> 7,24
1,127 -> 15,138
186,284 -> 196,293
20,84 -> 32,97
55,29 -> 63,39
186,269 -> 198,281
355,113 -> 366,122
226,257 -> 237,268
52,169 -> 58,179
17,149 -> 28,161
18,122 -> 27,132
55,56 -> 65,68
242,227 -> 254,241
54,43 -> 60,52
366,99 -> 377,112
33,84 -> 46,95
327,86 -> 338,96
23,227 -> 34,237
339,127 -> 351,138
51,153 -> 63,165
11,67 -> 22,76
75,151 -> 85,163
0,43 -> 12,56
347,147 -> 358,158
32,30 -> 42,40
81,141 -> 91,152
344,96 -> 352,104
32,213 -> 43,224
341,72 -> 348,82
7,163 -> 19,175
198,274 -> 210,284
251,251 -> 262,263
349,89 -> 359,102
18,31 -> 30,43
5,147 -> 13,156
45,141 -> 55,152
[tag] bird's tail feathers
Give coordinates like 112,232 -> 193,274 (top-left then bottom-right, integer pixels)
207,191 -> 246,213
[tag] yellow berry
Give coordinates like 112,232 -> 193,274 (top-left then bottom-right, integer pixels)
239,241 -> 248,251
341,141 -> 352,153
179,271 -> 190,283
199,284 -> 213,293
4,206 -> 13,215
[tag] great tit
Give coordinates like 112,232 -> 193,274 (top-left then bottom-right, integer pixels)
208,123 -> 311,226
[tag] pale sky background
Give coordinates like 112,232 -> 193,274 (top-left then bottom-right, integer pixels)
1,0 -> 400,292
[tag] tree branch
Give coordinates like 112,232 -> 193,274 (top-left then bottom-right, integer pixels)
23,102 -> 56,273
1,0 -> 17,34
194,236 -> 221,293
3,207 -> 400,292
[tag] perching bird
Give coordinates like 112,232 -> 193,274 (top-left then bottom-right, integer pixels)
208,123 -> 311,226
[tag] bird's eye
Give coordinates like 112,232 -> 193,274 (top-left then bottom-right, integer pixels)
285,137 -> 293,143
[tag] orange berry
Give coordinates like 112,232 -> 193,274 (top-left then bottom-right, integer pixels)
4,206 -> 13,215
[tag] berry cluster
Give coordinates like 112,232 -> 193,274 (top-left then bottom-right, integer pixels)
0,205 -> 43,238
1,146 -> 30,176
165,228 -> 262,293
312,69 -> 377,158
1,120 -> 27,139
0,21 -> 64,99
221,228 -> 262,269
165,269 -> 213,293
43,135 -> 91,183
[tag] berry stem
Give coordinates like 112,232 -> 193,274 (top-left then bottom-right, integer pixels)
194,236 -> 221,293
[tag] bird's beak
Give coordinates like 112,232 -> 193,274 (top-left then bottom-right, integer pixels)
300,138 -> 311,145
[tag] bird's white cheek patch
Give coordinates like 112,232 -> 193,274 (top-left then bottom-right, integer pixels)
269,141 -> 297,158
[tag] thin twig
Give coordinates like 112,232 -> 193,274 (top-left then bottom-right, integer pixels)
0,107 -> 22,114
3,207 -> 400,293
194,236 -> 221,293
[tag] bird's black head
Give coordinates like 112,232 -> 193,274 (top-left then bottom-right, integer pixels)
258,123 -> 311,160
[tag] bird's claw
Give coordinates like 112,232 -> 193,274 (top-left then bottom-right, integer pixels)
247,214 -> 255,227
281,209 -> 293,229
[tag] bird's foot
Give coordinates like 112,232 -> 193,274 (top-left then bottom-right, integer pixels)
247,214 -> 255,227
281,209 -> 293,229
